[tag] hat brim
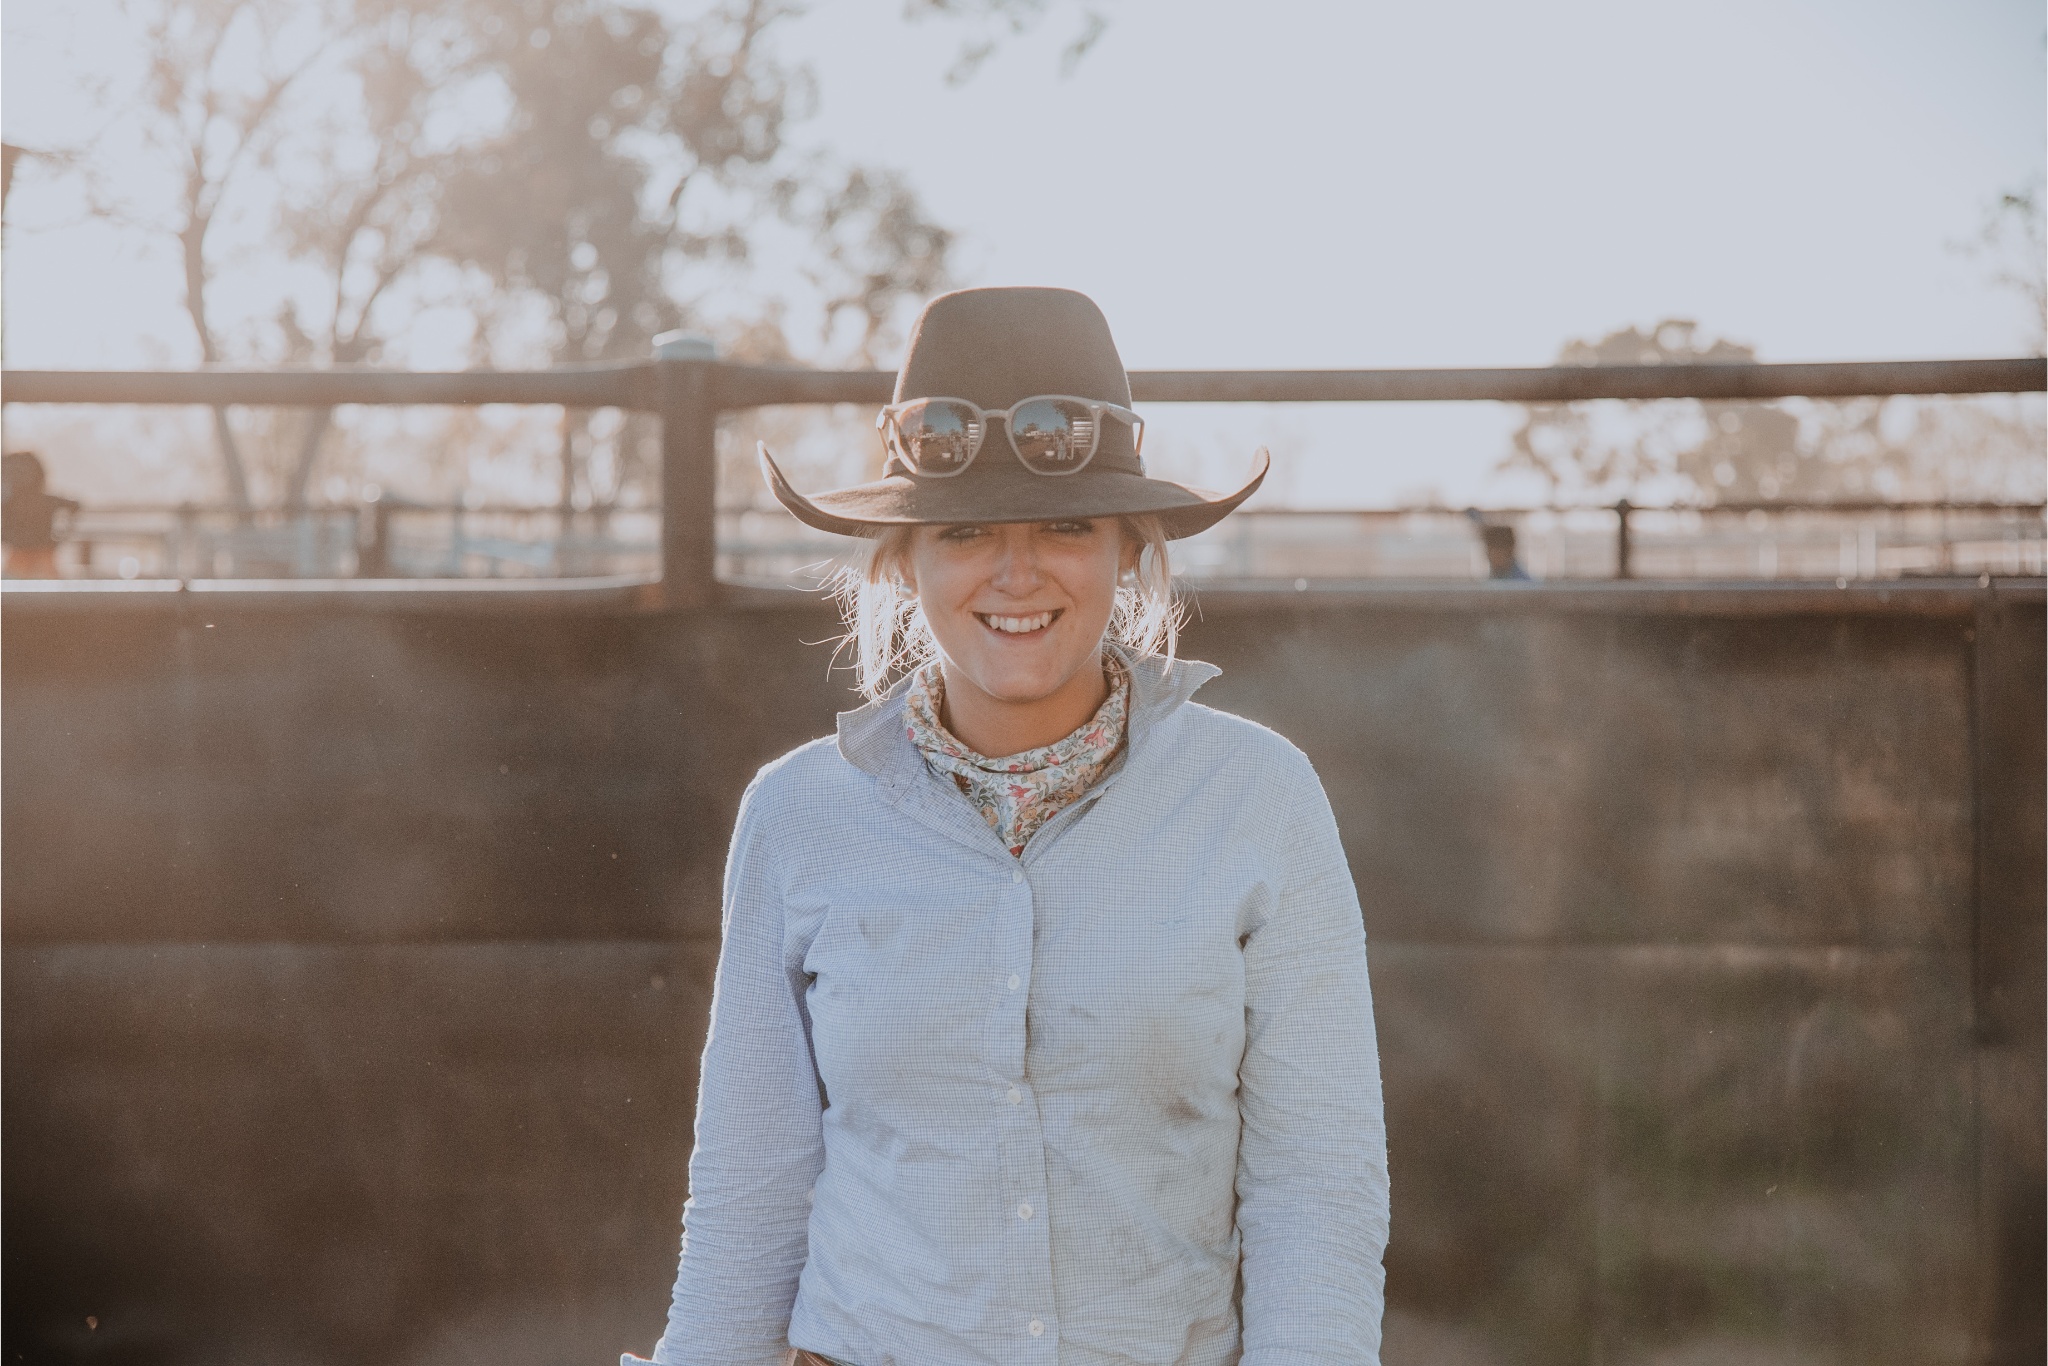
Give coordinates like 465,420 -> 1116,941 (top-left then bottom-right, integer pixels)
759,444 -> 1268,541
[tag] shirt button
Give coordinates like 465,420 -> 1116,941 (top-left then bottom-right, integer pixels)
1029,1319 -> 1045,1337
1017,1202 -> 1033,1221
1010,868 -> 1024,884
1007,974 -> 1021,991
1006,1086 -> 1022,1105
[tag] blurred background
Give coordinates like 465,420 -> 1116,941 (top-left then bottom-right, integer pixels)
2,3 -> 2044,1366
2,0 -> 2042,580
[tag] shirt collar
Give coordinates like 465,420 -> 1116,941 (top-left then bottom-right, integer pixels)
835,646 -> 1220,786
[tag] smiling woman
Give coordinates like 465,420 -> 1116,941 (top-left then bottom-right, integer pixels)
632,287 -> 1389,1366
835,511 -> 1176,751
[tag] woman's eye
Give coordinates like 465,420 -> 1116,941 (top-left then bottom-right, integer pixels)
1046,519 -> 1094,535
938,525 -> 986,543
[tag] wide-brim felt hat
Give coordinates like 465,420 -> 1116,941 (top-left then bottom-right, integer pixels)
759,286 -> 1267,540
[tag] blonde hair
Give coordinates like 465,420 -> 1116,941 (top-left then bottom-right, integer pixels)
829,515 -> 1182,701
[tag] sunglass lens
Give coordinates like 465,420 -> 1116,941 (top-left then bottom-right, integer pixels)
893,399 -> 981,475
1008,398 -> 1096,474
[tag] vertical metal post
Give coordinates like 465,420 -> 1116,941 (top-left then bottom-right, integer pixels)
360,494 -> 393,578
1967,582 -> 2048,1361
657,356 -> 719,610
1614,498 -> 1633,580
175,501 -> 196,579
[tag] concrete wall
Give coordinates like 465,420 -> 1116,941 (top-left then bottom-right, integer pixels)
4,581 -> 2041,1366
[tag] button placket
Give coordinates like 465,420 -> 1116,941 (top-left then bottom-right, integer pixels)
985,854 -> 1054,1344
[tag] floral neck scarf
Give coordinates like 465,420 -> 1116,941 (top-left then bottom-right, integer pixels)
905,655 -> 1130,857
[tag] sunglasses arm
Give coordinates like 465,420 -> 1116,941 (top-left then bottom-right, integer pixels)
1096,401 -> 1145,459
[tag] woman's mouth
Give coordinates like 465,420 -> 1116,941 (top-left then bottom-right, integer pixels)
975,609 -> 1060,636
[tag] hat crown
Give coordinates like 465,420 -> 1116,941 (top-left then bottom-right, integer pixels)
895,287 -> 1138,471
756,284 -> 1267,540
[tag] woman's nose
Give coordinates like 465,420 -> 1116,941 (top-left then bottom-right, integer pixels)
987,532 -> 1043,592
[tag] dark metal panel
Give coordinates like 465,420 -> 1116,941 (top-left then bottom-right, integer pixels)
3,941 -> 715,1365
1,597 -> 2025,1364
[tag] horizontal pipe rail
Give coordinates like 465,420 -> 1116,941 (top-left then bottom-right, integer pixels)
711,365 -> 890,408
7,354 -> 2042,608
0,364 -> 660,409
1237,500 -> 2048,518
57,498 -> 2048,519
5,576 -> 2041,621
1127,358 -> 2048,403
4,356 -> 2042,410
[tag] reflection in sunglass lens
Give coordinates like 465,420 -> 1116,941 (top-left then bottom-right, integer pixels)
896,399 -> 982,474
1009,398 -> 1097,474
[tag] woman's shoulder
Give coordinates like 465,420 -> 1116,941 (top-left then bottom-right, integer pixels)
735,733 -> 871,823
1172,699 -> 1321,784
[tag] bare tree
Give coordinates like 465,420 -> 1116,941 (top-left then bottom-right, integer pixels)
1954,179 -> 2046,358
432,0 -> 955,513
272,0 -> 492,509
429,0 -> 758,514
800,164 -> 954,365
902,0 -> 1113,82
2,143 -> 25,215
1503,319 -> 2044,505
1501,321 -> 1770,499
133,0 -> 343,518
72,0 -> 964,524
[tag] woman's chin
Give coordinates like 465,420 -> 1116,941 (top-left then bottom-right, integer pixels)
945,645 -> 1092,708
956,663 -> 1070,707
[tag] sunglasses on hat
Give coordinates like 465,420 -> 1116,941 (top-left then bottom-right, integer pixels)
877,394 -> 1145,478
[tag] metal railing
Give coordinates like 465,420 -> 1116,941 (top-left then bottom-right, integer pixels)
1182,501 -> 2044,583
45,501 -> 663,580
4,356 -> 2043,604
39,497 -> 2044,586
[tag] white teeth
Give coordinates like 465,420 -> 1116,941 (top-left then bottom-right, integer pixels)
982,611 -> 1055,634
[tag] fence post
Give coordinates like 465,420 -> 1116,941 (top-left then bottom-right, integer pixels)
1614,498 -> 1634,580
175,501 -> 196,579
655,334 -> 719,609
1968,582 -> 2048,1361
360,494 -> 393,578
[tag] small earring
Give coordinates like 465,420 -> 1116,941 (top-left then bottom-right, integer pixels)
1118,566 -> 1140,588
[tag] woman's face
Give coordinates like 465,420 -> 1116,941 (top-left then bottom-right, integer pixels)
905,518 -> 1137,708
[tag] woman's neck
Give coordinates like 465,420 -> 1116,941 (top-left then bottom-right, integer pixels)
937,652 -> 1111,759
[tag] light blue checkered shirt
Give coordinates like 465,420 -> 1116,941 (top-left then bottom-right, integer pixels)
637,652 -> 1388,1366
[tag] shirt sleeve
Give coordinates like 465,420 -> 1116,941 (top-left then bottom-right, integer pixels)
1235,758 -> 1391,1366
648,774 -> 825,1366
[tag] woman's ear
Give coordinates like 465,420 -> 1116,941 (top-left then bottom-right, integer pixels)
1118,528 -> 1144,578
887,527 -> 919,592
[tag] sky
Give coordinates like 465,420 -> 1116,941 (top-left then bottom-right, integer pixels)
3,0 -> 2042,506
790,0 -> 2043,368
